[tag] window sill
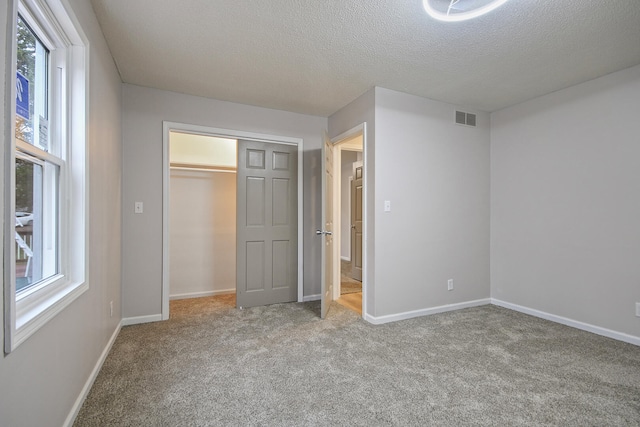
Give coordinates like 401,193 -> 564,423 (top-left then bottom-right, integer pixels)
12,278 -> 88,351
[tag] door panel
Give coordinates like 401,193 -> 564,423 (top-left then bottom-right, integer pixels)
272,178 -> 290,226
351,162 -> 363,281
272,240 -> 289,289
273,151 -> 290,170
247,149 -> 266,168
246,177 -> 265,226
245,241 -> 265,291
320,133 -> 334,319
237,140 -> 298,308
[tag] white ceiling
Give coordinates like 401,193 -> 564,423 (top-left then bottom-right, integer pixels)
90,0 -> 640,117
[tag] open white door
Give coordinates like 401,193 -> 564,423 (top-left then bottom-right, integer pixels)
318,132 -> 334,318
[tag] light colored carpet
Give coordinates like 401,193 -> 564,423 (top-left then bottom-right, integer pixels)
74,296 -> 640,426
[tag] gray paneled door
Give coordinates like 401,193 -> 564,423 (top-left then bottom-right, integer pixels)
350,162 -> 363,281
236,140 -> 298,308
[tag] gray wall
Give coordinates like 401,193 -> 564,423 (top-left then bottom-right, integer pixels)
491,64 -> 640,338
122,84 -> 328,318
373,88 -> 490,316
0,0 -> 123,425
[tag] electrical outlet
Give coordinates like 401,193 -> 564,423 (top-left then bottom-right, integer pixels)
110,301 -> 114,318
447,279 -> 453,291
636,302 -> 640,318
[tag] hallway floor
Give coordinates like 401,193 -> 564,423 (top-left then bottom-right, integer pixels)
338,259 -> 362,315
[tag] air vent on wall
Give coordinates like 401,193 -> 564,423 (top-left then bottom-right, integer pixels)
455,110 -> 476,127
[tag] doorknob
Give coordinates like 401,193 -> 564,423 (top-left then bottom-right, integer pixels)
316,230 -> 333,236
351,225 -> 356,230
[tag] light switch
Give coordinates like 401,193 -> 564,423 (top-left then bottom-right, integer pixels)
134,202 -> 143,214
384,200 -> 391,212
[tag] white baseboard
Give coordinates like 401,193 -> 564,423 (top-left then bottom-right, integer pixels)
303,294 -> 321,302
170,289 -> 235,300
365,298 -> 491,325
121,314 -> 163,326
491,299 -> 640,347
340,256 -> 351,262
64,321 -> 122,427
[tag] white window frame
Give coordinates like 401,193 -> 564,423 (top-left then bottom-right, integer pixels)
4,0 -> 88,353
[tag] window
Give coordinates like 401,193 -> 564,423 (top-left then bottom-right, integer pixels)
5,0 -> 87,352
15,14 -> 60,293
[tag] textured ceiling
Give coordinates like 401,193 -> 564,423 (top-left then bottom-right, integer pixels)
91,0 -> 640,117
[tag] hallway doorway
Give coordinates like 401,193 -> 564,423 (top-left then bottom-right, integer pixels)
331,127 -> 365,316
337,259 -> 362,315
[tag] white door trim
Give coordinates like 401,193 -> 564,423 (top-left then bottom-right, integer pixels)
330,123 -> 367,319
162,121 -> 304,320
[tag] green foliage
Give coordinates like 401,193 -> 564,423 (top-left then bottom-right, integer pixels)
15,16 -> 37,213
15,159 -> 34,213
17,16 -> 36,87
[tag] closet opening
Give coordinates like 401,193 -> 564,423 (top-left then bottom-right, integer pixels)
162,122 -> 305,320
168,132 -> 238,301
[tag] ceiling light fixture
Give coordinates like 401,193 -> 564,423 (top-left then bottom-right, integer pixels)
423,0 -> 510,22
